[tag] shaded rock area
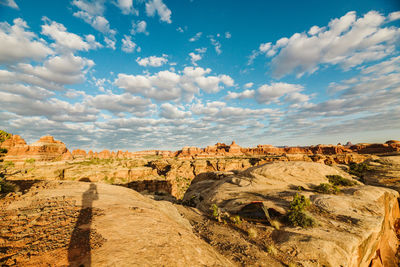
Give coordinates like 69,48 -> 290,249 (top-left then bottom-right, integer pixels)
0,181 -> 232,266
361,156 -> 400,193
183,161 -> 400,267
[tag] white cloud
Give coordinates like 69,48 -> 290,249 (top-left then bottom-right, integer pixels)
189,32 -> 202,42
226,90 -> 255,100
86,92 -> 154,116
145,0 -> 172,24
0,0 -> 18,9
257,82 -> 304,104
260,11 -> 400,78
104,36 -> 116,50
136,54 -> 168,67
114,67 -> 234,101
195,47 -> 207,53
244,82 -> 253,89
160,103 -> 190,119
209,35 -> 222,54
189,52 -> 202,65
388,11 -> 400,22
115,0 -> 136,15
177,27 -> 184,33
121,35 -> 136,53
0,18 -> 53,64
85,34 -> 102,49
72,0 -> 116,40
16,53 -> 95,86
41,18 -> 92,51
131,20 -> 148,35
225,32 -> 231,39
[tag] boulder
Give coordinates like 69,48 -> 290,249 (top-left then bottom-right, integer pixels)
0,181 -> 232,266
183,161 -> 400,267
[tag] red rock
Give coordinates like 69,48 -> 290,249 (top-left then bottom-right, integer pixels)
72,149 -> 87,159
5,135 -> 68,162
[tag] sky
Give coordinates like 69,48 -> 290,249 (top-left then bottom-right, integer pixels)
0,0 -> 399,151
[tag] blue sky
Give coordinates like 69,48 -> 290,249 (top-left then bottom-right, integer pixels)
0,0 -> 399,151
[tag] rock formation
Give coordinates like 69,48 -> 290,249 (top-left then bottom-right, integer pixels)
0,181 -> 232,266
183,161 -> 400,267
4,136 -> 71,162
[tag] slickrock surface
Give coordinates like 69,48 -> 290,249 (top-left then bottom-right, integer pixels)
183,161 -> 400,267
0,181 -> 232,266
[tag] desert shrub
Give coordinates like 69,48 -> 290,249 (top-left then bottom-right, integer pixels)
348,162 -> 369,178
210,204 -> 221,222
326,175 -> 356,186
0,178 -> 17,193
266,245 -> 277,255
3,161 -> 14,169
229,215 -> 242,225
286,193 -> 315,228
0,148 -> 8,154
25,158 -> 36,164
313,183 -> 340,194
247,227 -> 257,238
0,130 -> 11,143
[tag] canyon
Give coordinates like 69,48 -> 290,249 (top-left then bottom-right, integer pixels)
1,131 -> 400,266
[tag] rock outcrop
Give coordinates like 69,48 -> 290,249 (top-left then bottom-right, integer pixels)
0,180 -> 232,266
183,162 -> 400,267
4,136 -> 70,162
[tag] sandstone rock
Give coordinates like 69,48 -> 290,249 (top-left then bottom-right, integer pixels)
72,149 -> 86,159
183,162 -> 400,267
5,136 -> 68,162
0,134 -> 27,150
0,181 -> 232,266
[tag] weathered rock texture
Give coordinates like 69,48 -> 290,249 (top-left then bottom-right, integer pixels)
183,161 -> 400,267
0,180 -> 232,266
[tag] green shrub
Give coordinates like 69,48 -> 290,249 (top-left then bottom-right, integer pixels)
313,183 -> 340,194
286,193 -> 315,228
3,161 -> 14,169
210,204 -> 222,222
326,175 -> 356,186
348,162 -> 369,178
0,130 -> 11,143
25,158 -> 36,164
229,215 -> 242,225
0,148 -> 8,154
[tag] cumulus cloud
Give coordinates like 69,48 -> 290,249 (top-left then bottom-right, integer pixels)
86,92 -> 154,116
253,11 -> 400,78
16,53 -> 95,86
115,0 -> 136,15
0,91 -> 98,122
41,18 -> 93,51
136,54 -> 168,67
131,20 -> 148,35
104,36 -> 116,50
145,0 -> 172,24
226,90 -> 255,100
0,18 -> 53,64
114,67 -> 234,101
189,52 -> 202,65
121,35 -> 136,53
71,0 -> 116,43
160,103 -> 190,119
225,32 -> 231,39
